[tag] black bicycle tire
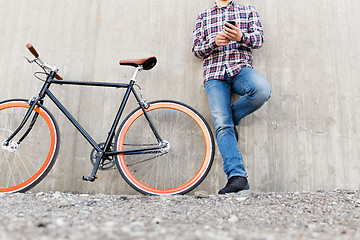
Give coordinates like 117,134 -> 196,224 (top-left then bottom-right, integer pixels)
0,99 -> 60,193
114,100 -> 215,195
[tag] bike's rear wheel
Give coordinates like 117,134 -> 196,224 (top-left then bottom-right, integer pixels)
115,100 -> 215,195
0,99 -> 60,193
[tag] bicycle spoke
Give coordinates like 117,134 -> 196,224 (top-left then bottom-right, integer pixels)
5,153 -> 16,188
129,154 -> 159,177
126,153 -> 166,167
137,157 -> 160,186
17,151 -> 34,177
13,153 -> 26,184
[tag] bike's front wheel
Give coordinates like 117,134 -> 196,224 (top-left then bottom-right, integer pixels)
0,99 -> 60,193
115,100 -> 215,195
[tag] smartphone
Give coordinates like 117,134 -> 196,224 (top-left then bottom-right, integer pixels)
227,21 -> 236,26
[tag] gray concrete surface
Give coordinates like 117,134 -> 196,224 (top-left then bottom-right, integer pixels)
0,0 -> 359,194
0,190 -> 359,240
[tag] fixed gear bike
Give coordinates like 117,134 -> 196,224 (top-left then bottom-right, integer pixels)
0,44 -> 215,195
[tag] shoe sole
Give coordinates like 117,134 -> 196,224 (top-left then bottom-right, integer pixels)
236,189 -> 251,194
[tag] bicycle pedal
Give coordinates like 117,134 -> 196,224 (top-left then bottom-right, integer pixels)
82,175 -> 97,182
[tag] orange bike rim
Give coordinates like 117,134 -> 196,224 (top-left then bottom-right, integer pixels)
117,103 -> 212,195
0,101 -> 57,193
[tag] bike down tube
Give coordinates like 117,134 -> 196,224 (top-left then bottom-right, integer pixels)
44,88 -> 101,152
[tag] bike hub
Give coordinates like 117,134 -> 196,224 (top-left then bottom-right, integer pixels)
2,140 -> 19,153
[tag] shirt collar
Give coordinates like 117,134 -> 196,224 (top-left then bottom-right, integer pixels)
214,1 -> 234,9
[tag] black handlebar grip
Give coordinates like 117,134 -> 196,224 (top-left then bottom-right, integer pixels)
26,43 -> 39,58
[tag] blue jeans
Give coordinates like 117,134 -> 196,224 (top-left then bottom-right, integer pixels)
204,67 -> 271,179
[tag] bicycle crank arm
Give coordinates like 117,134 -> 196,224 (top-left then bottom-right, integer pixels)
82,175 -> 97,182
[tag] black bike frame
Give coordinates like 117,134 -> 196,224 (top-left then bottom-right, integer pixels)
6,70 -> 164,179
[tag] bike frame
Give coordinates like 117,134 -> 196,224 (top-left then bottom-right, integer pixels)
5,68 -> 165,180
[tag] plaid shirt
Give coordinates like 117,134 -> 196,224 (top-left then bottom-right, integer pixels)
192,1 -> 264,82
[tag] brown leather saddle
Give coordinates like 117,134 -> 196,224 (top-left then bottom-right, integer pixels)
119,56 -> 157,70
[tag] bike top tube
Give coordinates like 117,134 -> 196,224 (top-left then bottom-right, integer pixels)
49,79 -> 132,89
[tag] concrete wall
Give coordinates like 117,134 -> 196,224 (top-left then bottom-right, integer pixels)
0,0 -> 359,194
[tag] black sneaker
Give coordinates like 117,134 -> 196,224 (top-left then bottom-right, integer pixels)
218,176 -> 250,194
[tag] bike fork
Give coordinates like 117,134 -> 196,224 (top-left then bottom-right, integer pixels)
3,72 -> 54,148
3,98 -> 42,148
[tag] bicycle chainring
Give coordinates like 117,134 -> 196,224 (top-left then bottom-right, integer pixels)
90,143 -> 116,171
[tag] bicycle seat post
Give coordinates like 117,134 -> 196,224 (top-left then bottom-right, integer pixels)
131,66 -> 143,82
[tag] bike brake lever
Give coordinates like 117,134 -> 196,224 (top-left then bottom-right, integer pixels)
24,56 -> 37,63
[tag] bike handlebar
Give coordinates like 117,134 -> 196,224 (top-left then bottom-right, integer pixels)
26,43 -> 63,80
26,43 -> 39,58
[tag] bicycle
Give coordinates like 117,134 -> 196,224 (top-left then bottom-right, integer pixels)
0,44 -> 215,195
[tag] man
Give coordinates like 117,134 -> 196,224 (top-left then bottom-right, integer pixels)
192,0 -> 271,194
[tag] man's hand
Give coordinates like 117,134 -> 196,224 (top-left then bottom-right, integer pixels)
223,22 -> 243,42
215,32 -> 230,47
